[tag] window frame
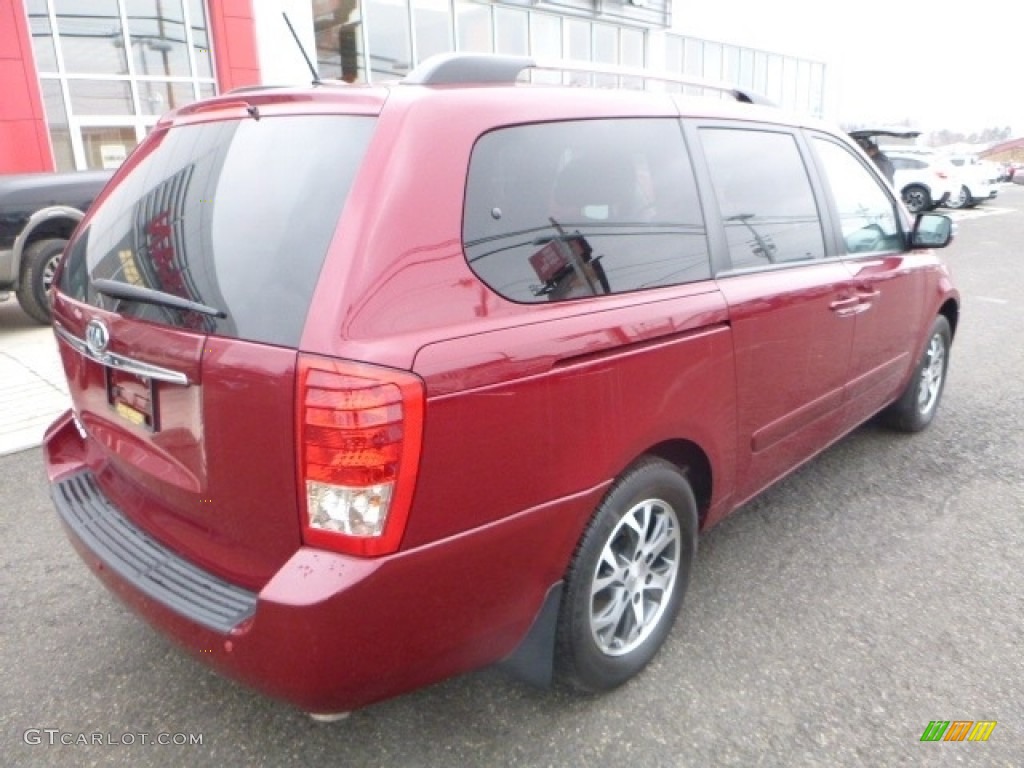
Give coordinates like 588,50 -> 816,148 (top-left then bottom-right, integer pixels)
30,0 -> 217,171
683,119 -> 839,278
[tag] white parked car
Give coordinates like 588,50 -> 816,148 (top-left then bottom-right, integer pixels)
847,128 -> 957,214
886,151 -> 959,214
945,155 -> 999,208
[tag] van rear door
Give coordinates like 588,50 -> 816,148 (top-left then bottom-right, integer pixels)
51,108 -> 376,587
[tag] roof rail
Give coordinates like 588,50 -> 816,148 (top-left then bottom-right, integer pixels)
402,52 -> 775,106
226,84 -> 292,95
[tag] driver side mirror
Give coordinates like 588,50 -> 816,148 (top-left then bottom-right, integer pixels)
910,212 -> 954,249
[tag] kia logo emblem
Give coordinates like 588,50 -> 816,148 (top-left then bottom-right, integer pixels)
85,318 -> 110,357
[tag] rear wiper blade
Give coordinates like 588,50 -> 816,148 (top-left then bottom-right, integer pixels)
91,278 -> 227,319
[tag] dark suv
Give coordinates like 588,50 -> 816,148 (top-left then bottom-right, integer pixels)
0,169 -> 113,323
43,53 -> 958,717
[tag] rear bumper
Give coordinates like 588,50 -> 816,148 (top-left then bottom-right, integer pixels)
51,471 -> 258,633
44,411 -> 600,713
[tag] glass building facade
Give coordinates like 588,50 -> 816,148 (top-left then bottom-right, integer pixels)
25,0 -> 217,171
309,0 -> 826,118
662,33 -> 826,117
11,1 -> 827,173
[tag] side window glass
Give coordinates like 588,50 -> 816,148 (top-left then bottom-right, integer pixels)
699,128 -> 825,271
812,138 -> 902,255
463,119 -> 710,303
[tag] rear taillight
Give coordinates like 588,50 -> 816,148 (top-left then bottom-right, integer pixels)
297,354 -> 424,557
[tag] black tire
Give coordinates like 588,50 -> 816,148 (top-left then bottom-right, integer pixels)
881,315 -> 952,432
946,185 -> 969,210
901,184 -> 931,214
16,237 -> 66,324
555,457 -> 698,693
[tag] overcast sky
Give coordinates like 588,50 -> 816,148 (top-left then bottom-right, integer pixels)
675,0 -> 1017,134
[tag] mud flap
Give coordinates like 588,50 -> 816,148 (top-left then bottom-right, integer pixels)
499,581 -> 563,688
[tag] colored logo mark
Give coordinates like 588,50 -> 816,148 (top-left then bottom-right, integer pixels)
920,720 -> 997,742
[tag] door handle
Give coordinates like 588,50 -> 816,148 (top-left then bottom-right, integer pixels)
830,295 -> 870,317
829,296 -> 860,312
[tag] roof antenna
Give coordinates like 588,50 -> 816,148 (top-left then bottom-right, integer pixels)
282,12 -> 321,85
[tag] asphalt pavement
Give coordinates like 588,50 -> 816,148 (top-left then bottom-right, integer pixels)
1,189 -> 1022,767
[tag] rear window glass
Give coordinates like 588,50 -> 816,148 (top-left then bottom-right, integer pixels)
59,115 -> 375,347
463,119 -> 710,303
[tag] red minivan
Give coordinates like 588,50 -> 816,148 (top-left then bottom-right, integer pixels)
44,53 -> 959,717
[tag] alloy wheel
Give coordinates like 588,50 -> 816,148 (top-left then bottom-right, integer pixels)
917,332 -> 946,415
589,498 -> 681,657
42,253 -> 60,293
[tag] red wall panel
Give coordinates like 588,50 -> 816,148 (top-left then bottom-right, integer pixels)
0,0 -> 261,175
207,0 -> 261,92
0,0 -> 54,173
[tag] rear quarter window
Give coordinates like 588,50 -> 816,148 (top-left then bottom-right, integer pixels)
892,157 -> 926,171
463,118 -> 710,303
